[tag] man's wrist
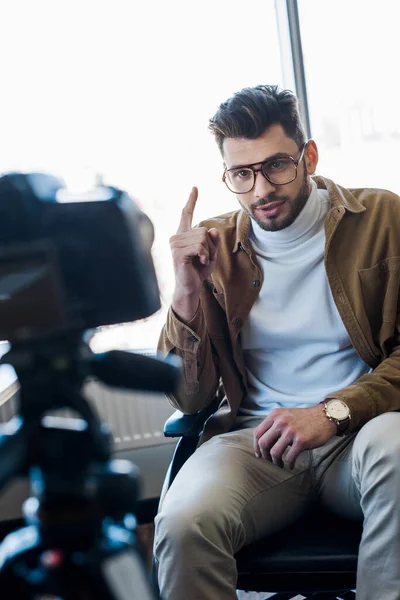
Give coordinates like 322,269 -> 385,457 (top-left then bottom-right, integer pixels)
322,399 -> 351,435
171,290 -> 200,324
318,402 -> 338,434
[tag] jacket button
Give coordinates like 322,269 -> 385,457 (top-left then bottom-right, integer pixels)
252,280 -> 260,288
233,318 -> 243,327
379,262 -> 387,272
189,335 -> 198,343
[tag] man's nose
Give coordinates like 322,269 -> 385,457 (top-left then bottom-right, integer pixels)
253,170 -> 276,198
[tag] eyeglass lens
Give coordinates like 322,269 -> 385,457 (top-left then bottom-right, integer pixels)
226,157 -> 297,193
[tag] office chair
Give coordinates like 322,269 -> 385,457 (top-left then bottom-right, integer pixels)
162,403 -> 362,600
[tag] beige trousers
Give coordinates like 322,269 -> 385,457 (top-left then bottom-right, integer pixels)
154,413 -> 400,600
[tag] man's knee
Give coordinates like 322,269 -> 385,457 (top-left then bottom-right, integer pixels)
154,486 -> 242,598
154,506 -> 196,553
154,498 -> 239,565
154,474 -> 246,557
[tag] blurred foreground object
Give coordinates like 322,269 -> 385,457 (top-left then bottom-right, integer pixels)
0,172 -> 180,599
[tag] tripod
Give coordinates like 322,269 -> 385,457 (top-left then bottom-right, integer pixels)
0,335 -> 179,599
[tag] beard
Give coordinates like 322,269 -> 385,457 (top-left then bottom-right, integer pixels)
240,171 -> 311,232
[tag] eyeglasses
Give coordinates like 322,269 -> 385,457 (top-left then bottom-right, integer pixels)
222,143 -> 307,194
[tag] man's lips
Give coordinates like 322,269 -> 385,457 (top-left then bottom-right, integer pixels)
254,199 -> 285,216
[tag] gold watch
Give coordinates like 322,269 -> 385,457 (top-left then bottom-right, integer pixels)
323,399 -> 351,434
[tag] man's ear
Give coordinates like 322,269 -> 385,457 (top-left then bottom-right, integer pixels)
304,139 -> 319,175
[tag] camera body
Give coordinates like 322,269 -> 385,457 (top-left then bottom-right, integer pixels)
0,172 -> 161,342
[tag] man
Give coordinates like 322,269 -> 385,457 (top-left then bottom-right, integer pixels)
154,85 -> 400,600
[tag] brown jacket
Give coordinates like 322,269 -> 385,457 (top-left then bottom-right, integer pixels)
158,176 -> 400,444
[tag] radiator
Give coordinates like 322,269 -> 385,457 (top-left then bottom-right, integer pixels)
0,374 -> 176,452
84,379 -> 176,450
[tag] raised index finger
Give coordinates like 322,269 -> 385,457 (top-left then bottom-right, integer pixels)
176,186 -> 198,234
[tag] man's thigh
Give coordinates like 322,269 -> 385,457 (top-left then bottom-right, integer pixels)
317,433 -> 362,520
159,427 -> 315,550
317,413 -> 400,520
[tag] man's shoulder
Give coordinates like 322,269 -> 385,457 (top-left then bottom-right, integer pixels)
316,175 -> 400,215
348,186 -> 400,206
346,186 -> 400,225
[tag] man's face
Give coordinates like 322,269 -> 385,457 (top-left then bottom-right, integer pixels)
222,124 -> 318,232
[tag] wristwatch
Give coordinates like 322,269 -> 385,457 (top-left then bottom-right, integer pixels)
323,399 -> 351,434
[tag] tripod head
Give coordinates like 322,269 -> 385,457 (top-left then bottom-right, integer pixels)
0,173 -> 180,598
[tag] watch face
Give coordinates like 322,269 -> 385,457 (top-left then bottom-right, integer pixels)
327,399 -> 350,421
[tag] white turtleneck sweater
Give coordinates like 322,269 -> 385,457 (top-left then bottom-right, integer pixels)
239,180 -> 370,417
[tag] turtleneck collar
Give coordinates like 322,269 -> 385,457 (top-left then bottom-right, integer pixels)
249,179 -> 329,253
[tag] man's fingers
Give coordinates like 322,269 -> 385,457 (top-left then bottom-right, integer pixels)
254,441 -> 262,459
254,417 -> 273,442
170,232 -> 213,266
171,225 -> 219,268
254,417 -> 273,458
177,187 -> 198,234
284,442 -> 303,470
256,428 -> 281,461
269,434 -> 293,468
208,228 -> 220,245
208,228 -> 220,262
259,430 -> 280,460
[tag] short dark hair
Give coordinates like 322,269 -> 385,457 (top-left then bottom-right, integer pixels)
209,84 -> 307,154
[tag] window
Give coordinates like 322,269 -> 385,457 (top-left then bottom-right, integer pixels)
1,0 -> 283,351
298,0 -> 400,192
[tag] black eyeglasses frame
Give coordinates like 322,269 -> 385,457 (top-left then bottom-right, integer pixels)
222,142 -> 308,194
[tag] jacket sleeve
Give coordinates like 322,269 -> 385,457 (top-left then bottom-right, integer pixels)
157,300 -> 220,414
327,331 -> 400,433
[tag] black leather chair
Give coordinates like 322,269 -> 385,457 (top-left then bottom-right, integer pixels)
163,404 -> 362,600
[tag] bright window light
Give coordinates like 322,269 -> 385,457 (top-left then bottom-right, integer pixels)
1,0 -> 283,351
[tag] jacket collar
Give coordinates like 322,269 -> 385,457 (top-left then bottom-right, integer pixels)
233,175 -> 366,253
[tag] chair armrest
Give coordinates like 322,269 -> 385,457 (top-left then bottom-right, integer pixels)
164,410 -> 208,437
164,396 -> 220,438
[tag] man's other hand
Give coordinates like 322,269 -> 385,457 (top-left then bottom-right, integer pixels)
253,404 -> 338,469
